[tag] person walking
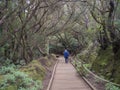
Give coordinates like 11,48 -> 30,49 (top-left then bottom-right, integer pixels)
63,49 -> 70,63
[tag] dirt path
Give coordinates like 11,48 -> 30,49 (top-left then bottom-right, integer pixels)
50,57 -> 92,90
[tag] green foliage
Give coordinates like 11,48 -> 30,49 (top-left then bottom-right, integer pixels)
92,47 -> 114,75
105,83 -> 120,90
0,64 -> 16,74
75,61 -> 82,72
73,61 -> 88,76
84,64 -> 91,69
76,43 -> 98,65
0,65 -> 42,90
53,32 -> 81,54
21,60 -> 46,81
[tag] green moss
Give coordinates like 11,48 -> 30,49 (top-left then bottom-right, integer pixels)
98,47 -> 113,63
92,48 -> 112,72
114,66 -> 120,84
92,47 -> 114,78
113,49 -> 120,84
21,60 -> 46,81
20,55 -> 56,81
2,85 -> 17,90
0,75 -> 3,82
39,57 -> 51,67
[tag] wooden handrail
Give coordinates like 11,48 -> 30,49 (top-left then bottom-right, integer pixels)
74,58 -> 120,87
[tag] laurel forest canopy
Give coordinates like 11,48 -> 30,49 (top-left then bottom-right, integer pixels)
0,0 -> 91,64
0,0 -> 120,89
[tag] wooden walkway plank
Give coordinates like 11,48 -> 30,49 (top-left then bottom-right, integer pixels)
50,57 -> 92,90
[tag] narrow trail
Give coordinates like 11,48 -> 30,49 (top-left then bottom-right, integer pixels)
50,57 -> 92,90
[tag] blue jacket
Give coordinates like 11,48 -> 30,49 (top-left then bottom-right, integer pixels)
64,50 -> 69,58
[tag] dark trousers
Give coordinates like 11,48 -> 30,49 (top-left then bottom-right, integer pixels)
65,57 -> 68,63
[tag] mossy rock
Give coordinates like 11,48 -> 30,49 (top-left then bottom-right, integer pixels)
20,55 -> 56,81
39,57 -> 52,67
39,54 -> 56,67
21,60 -> 46,81
49,54 -> 57,60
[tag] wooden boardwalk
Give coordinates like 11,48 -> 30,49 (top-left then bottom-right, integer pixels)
50,57 -> 92,90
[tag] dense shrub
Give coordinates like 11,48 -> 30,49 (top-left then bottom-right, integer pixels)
0,65 -> 42,90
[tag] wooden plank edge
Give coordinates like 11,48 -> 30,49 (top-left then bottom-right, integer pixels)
82,76 -> 97,90
46,60 -> 59,90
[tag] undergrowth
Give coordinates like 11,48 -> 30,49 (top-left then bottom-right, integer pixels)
105,83 -> 120,90
0,64 -> 42,90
